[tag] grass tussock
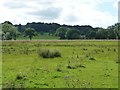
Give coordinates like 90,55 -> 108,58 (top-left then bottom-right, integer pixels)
37,49 -> 61,58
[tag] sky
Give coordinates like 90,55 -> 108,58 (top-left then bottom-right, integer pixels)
0,0 -> 119,28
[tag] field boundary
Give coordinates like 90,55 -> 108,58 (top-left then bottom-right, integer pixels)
2,39 -> 119,42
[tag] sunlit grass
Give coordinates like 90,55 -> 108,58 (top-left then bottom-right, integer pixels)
2,40 -> 118,88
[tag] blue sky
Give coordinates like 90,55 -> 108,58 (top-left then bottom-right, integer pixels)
0,0 -> 119,28
97,2 -> 117,16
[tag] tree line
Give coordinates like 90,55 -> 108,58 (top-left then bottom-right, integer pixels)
0,21 -> 120,40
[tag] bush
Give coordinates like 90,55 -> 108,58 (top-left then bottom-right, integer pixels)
38,49 -> 61,58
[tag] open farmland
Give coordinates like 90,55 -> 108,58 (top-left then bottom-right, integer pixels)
2,40 -> 118,88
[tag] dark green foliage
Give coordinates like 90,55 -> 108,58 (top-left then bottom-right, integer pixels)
107,23 -> 120,39
24,28 -> 36,40
15,24 -> 25,32
4,32 -> 12,40
65,29 -> 80,39
38,49 -> 61,58
54,27 -> 68,39
25,22 -> 60,34
73,25 -> 94,35
95,29 -> 108,39
2,23 -> 19,40
3,21 -> 13,25
86,30 -> 96,39
1,21 -> 120,40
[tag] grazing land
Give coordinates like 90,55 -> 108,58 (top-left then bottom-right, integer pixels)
2,40 -> 118,88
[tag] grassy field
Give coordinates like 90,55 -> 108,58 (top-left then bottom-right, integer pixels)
2,40 -> 118,88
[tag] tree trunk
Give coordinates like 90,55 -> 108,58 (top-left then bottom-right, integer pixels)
29,36 -> 32,40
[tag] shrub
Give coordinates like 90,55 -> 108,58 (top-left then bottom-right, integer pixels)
38,49 -> 61,58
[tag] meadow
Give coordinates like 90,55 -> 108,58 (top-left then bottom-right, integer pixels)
2,40 -> 118,88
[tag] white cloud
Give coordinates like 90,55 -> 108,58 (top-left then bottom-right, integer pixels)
113,2 -> 118,9
52,0 -> 117,28
0,0 -> 118,28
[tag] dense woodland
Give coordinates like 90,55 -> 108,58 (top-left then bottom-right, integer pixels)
1,21 -> 120,40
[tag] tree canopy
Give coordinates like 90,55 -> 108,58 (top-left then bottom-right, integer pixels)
54,27 -> 69,39
2,23 -> 18,40
65,29 -> 80,39
1,21 -> 120,40
24,28 -> 36,40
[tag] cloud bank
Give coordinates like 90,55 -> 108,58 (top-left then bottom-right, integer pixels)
0,0 -> 119,28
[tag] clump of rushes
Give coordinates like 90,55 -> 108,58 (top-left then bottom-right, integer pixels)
37,49 -> 61,58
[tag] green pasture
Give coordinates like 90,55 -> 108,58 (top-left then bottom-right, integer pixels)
2,40 -> 118,88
